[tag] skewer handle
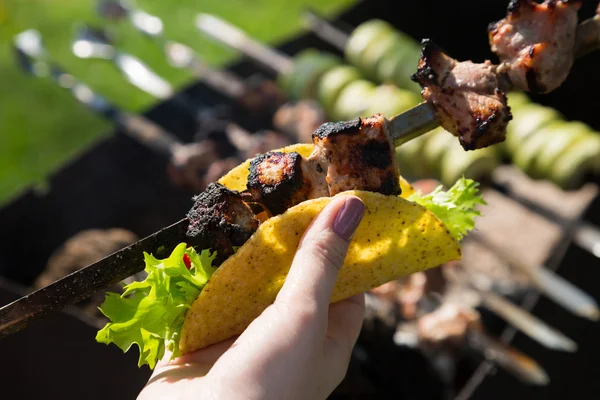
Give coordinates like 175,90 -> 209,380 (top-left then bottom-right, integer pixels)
471,232 -> 600,321
195,13 -> 294,76
467,328 -> 550,385
302,9 -> 349,52
113,52 -> 174,99
117,113 -> 182,157
478,290 -> 577,352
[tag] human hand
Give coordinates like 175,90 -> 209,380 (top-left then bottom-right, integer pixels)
139,195 -> 367,400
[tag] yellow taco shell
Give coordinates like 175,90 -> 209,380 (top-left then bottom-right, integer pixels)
180,190 -> 461,353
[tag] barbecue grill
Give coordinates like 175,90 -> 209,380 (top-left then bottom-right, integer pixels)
1,0 -> 600,399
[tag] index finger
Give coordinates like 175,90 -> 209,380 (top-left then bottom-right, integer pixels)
276,195 -> 365,316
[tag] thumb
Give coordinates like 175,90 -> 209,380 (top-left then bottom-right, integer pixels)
276,195 -> 365,314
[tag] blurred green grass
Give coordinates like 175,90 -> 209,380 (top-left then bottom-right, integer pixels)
0,0 -> 354,205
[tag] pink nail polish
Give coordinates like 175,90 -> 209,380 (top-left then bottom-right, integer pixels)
333,197 -> 365,241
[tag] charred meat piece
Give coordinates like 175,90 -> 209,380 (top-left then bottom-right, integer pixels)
412,40 -> 512,150
370,267 -> 446,321
186,183 -> 259,266
489,0 -> 581,93
247,151 -> 327,215
239,75 -> 286,113
308,114 -> 401,196
417,303 -> 480,352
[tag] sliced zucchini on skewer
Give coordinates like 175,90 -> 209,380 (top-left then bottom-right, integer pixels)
422,128 -> 456,177
317,65 -> 363,116
505,104 -> 562,155
345,19 -> 395,68
278,49 -> 340,100
330,79 -> 377,121
382,38 -> 421,92
440,143 -> 499,188
512,124 -> 562,178
506,91 -> 531,110
531,121 -> 592,178
360,30 -> 403,79
364,84 -> 420,118
551,136 -> 600,190
396,134 -> 431,179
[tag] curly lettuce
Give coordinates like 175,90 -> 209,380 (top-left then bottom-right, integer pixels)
408,177 -> 486,241
96,243 -> 216,369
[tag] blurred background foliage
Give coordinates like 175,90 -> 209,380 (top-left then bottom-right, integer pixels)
0,0 -> 354,205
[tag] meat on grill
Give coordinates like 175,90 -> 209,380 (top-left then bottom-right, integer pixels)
308,114 -> 401,196
412,40 -> 512,151
489,0 -> 581,93
247,151 -> 327,215
272,100 -> 327,144
36,229 -> 140,319
186,182 -> 259,266
417,303 -> 480,351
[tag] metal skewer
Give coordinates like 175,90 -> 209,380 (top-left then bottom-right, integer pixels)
71,24 -> 204,121
443,265 -> 578,352
471,232 -> 600,321
465,323 -> 550,385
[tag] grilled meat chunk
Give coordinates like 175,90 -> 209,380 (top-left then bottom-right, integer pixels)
272,100 -> 327,144
417,303 -> 480,351
489,0 -> 581,93
186,182 -> 259,266
308,114 -> 401,196
247,151 -> 327,215
412,40 -> 512,150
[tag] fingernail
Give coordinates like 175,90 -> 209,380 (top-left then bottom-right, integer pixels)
333,197 -> 365,241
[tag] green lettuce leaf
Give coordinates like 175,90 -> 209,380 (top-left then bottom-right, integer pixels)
96,243 -> 217,369
408,177 -> 486,241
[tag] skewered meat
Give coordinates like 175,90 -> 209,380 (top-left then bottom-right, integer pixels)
186,183 -> 259,266
35,229 -> 139,318
412,40 -> 512,150
417,303 -> 480,351
167,141 -> 220,192
239,74 -> 286,113
370,267 -> 446,320
247,151 -> 327,215
308,114 -> 401,195
272,100 -> 327,144
489,0 -> 581,93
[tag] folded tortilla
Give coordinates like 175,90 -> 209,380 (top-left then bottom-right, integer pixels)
180,145 -> 461,353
